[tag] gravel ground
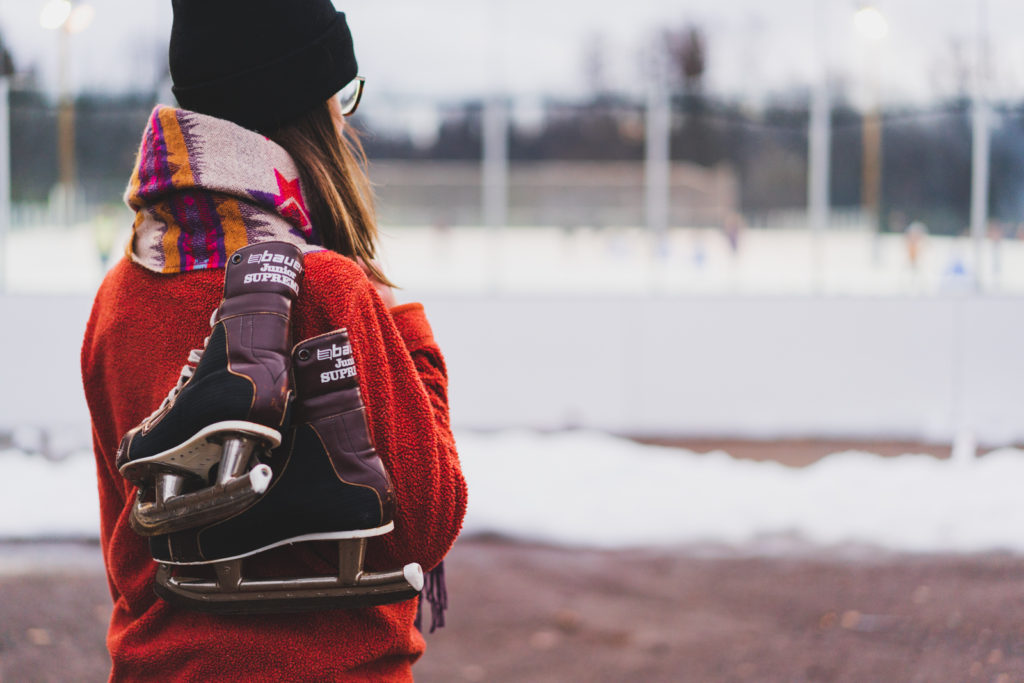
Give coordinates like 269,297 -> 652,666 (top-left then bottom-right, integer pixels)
3,538 -> 1024,682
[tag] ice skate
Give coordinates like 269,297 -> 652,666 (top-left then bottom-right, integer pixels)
116,241 -> 305,536
149,329 -> 423,614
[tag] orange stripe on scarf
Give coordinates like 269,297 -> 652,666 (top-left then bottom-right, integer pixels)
158,109 -> 195,190
154,205 -> 182,273
216,197 -> 249,259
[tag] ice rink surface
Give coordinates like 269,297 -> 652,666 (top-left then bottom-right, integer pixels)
5,221 -> 1022,296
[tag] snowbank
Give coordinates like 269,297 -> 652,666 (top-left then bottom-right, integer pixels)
5,432 -> 1024,554
459,431 -> 1024,553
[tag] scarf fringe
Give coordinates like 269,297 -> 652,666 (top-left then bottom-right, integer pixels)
414,562 -> 448,633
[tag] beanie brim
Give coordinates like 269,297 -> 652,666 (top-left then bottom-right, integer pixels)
171,12 -> 357,134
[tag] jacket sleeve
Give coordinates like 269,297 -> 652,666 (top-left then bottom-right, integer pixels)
326,273 -> 466,574
388,303 -> 452,436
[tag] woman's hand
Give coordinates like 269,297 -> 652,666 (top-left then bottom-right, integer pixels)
356,258 -> 397,308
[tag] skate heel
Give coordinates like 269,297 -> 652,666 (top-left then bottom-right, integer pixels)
153,538 -> 424,614
336,536 -> 424,593
130,434 -> 274,536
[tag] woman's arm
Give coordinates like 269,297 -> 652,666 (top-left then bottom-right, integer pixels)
300,253 -> 467,574
358,258 -> 452,438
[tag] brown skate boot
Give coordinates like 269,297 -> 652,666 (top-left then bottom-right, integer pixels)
116,241 -> 304,536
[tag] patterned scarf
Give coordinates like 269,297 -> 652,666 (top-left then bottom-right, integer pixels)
125,106 -> 324,273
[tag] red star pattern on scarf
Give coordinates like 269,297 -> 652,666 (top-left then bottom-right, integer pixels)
270,169 -> 311,231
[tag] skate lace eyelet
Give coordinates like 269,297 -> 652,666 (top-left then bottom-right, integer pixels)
298,349 -> 311,361
231,253 -> 242,264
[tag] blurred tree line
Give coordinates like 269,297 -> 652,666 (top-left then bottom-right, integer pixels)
10,88 -> 152,205
6,23 -> 1024,235
359,24 -> 1024,236
359,95 -> 1024,235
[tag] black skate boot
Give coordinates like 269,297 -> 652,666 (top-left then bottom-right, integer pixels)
117,241 -> 304,536
150,329 -> 423,614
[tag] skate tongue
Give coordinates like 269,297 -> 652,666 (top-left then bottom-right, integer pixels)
223,242 -> 304,299
293,329 -> 360,400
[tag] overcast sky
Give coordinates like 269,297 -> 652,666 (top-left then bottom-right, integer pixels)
2,0 -> 1024,108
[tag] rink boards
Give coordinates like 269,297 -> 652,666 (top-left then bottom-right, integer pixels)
3,293 -> 1023,454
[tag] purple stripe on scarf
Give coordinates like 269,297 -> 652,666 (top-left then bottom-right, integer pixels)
175,201 -> 193,272
197,193 -> 227,267
165,191 -> 229,270
138,111 -> 176,203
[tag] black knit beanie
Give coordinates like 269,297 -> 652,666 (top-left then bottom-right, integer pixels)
169,0 -> 358,134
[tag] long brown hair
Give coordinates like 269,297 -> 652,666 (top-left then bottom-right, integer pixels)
269,101 -> 394,287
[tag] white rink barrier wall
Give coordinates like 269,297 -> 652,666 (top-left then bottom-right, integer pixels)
423,293 -> 1024,445
4,293 -> 1023,451
2,294 -> 93,456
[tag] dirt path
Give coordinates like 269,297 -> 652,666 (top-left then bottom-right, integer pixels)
627,437 -> 962,467
417,539 -> 1024,682
3,539 -> 1024,682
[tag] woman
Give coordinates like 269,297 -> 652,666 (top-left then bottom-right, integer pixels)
80,1 -> 467,680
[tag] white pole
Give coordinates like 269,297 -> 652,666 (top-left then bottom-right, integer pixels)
970,100 -> 990,289
969,0 -> 990,292
645,50 -> 670,250
0,75 -> 9,294
808,1 -> 831,290
808,82 -> 830,234
482,96 -> 508,230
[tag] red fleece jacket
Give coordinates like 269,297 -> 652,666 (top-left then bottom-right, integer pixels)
81,250 -> 467,682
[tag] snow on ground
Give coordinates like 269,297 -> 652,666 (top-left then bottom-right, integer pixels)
458,431 -> 1024,553
4,431 -> 1024,554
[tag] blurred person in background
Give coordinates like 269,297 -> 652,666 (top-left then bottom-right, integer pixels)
79,0 -> 466,679
905,221 -> 928,271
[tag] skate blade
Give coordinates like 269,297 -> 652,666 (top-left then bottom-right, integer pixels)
119,421 -> 281,484
130,465 -> 273,536
159,521 -> 396,566
154,561 -> 424,615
